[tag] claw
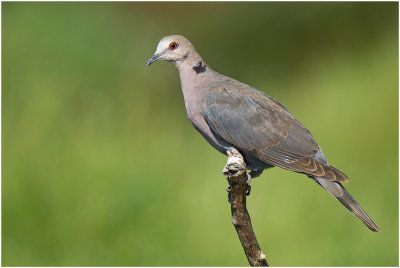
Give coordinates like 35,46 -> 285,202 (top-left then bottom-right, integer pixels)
247,173 -> 252,184
245,173 -> 252,195
246,184 -> 251,196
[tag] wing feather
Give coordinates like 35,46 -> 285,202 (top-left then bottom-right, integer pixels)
202,80 -> 348,182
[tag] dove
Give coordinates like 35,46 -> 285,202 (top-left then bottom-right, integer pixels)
146,35 -> 380,232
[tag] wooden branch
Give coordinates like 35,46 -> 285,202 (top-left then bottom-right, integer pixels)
223,149 -> 269,267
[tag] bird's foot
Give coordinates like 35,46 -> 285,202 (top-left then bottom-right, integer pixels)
222,148 -> 246,177
226,178 -> 233,192
246,183 -> 251,196
245,169 -> 263,196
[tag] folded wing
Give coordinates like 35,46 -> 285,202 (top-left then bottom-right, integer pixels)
202,80 -> 348,182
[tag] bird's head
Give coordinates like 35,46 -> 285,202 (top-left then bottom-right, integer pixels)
146,35 -> 196,66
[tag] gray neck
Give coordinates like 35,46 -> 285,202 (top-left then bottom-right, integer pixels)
174,53 -> 216,125
175,51 -> 218,93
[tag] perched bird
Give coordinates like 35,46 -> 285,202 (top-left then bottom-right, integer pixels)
146,35 -> 380,232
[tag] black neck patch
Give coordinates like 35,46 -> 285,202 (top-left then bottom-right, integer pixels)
193,61 -> 206,74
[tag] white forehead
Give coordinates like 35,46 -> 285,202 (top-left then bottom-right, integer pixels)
155,37 -> 174,53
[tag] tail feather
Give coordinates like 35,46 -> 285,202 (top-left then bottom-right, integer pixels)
313,177 -> 380,232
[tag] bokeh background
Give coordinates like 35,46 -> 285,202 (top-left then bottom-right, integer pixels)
2,2 -> 398,266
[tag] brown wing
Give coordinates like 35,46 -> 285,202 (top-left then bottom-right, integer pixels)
202,80 -> 348,182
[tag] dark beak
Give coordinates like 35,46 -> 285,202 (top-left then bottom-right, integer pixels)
146,54 -> 160,66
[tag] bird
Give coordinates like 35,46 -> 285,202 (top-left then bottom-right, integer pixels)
146,35 -> 380,232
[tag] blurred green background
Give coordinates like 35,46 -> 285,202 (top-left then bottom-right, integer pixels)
2,2 -> 398,266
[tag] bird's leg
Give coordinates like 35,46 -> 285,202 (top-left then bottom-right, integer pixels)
245,169 -> 263,196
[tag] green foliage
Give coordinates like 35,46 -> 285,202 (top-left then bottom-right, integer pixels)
2,2 -> 398,266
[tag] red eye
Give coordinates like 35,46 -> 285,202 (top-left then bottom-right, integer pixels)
169,42 -> 178,50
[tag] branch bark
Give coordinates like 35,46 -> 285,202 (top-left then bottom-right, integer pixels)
223,149 -> 269,267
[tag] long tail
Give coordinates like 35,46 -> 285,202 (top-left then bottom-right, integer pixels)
313,177 -> 380,232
